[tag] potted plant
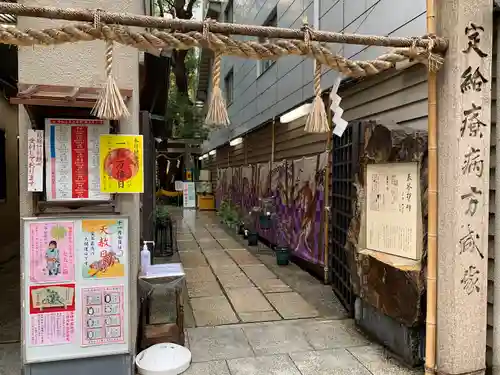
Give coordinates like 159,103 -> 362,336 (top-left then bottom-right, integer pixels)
256,198 -> 271,229
274,215 -> 291,266
226,204 -> 239,229
217,200 -> 230,224
246,207 -> 259,246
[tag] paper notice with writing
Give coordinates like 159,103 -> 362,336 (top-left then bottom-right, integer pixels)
30,311 -> 76,346
365,162 -> 421,260
29,222 -> 75,283
45,118 -> 110,201
27,129 -> 44,192
29,283 -> 76,347
81,286 -> 125,347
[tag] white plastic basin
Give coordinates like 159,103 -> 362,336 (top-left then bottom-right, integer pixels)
136,343 -> 192,375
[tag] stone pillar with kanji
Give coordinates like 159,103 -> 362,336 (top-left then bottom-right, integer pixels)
436,1 -> 493,374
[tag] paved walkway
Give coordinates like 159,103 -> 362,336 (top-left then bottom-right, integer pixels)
169,209 -> 420,375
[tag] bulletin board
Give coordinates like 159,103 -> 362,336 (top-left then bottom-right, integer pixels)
21,216 -> 130,364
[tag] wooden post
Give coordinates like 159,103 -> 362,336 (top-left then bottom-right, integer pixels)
436,1 -> 493,374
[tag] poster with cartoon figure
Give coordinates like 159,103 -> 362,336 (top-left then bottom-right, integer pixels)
29,222 -> 75,283
79,219 -> 127,279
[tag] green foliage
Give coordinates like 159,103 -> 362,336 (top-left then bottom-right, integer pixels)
167,50 -> 209,140
218,201 -> 243,228
156,204 -> 170,226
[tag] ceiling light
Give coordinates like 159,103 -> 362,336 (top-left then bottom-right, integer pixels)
280,103 -> 312,124
229,137 -> 243,146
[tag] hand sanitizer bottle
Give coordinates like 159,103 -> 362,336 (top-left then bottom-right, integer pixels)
141,242 -> 152,275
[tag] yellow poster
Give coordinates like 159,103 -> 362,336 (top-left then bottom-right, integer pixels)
99,135 -> 144,193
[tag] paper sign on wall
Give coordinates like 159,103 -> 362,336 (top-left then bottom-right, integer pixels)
81,285 -> 125,347
99,135 -> 144,194
183,182 -> 196,208
365,162 -> 421,260
45,119 -> 110,201
29,221 -> 75,283
27,129 -> 44,192
29,283 -> 76,346
79,219 -> 127,279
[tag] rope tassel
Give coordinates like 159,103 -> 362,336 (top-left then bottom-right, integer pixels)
205,51 -> 230,129
304,61 -> 329,133
92,40 -> 130,120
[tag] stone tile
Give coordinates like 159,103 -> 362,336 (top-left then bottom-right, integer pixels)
200,242 -> 223,250
180,360 -> 231,375
178,241 -> 201,251
187,326 -> 253,362
238,311 -> 282,323
253,278 -> 291,293
290,349 -> 372,375
241,264 -> 277,281
348,346 -> 421,375
187,281 -> 224,298
0,344 -> 20,375
185,267 -> 217,283
206,255 -> 238,268
210,233 -> 234,240
203,249 -> 228,257
197,237 -> 216,242
190,296 -> 239,326
212,264 -> 242,277
226,287 -> 273,313
178,248 -> 203,254
218,238 -> 244,246
178,234 -> 195,241
218,273 -> 254,288
300,319 -> 369,350
242,321 -> 313,355
266,292 -> 319,319
228,250 -> 261,265
180,252 -> 208,268
227,355 -> 302,375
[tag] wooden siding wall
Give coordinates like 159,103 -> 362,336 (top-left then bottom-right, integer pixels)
274,118 -> 327,160
203,117 -> 329,180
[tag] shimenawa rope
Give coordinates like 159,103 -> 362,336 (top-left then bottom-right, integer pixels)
302,23 -> 329,133
0,24 -> 444,77
203,20 -> 230,129
0,21 -> 444,123
90,11 -> 130,120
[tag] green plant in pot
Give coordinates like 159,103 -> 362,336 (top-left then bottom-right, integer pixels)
155,204 -> 170,227
258,197 -> 274,229
226,204 -> 240,229
246,207 -> 259,246
274,215 -> 291,266
217,200 -> 230,224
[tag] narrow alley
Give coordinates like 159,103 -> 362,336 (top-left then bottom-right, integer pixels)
165,209 -> 419,375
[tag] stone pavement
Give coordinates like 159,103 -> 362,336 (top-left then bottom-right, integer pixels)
170,209 -> 420,375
